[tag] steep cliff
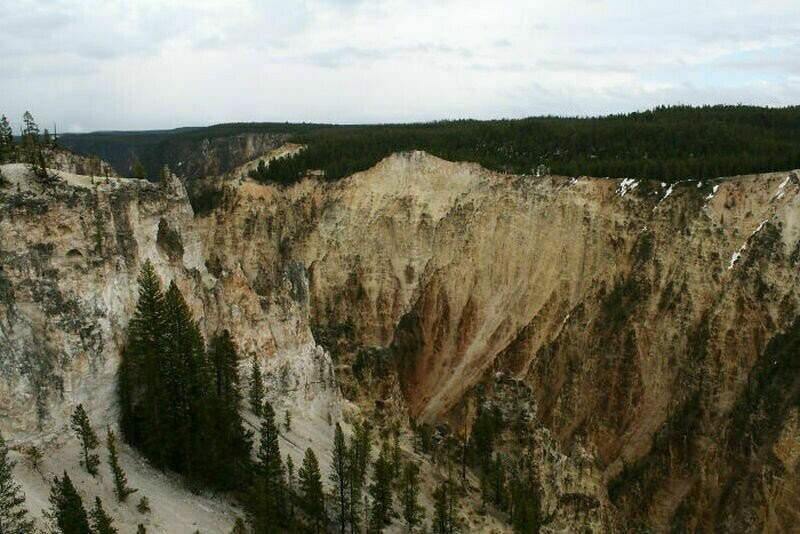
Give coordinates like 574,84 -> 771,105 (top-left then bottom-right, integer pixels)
3,146 -> 799,531
0,162 -> 339,531
201,151 -> 800,531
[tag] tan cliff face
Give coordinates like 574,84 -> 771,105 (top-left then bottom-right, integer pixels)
0,163 -> 340,531
2,148 -> 798,531
201,151 -> 800,531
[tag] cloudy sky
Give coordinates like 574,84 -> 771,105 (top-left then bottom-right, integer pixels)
2,0 -> 798,132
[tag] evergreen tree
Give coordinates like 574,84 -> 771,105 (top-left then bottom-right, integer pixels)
286,455 -> 296,520
391,430 -> 402,479
162,280 -> 211,483
400,462 -> 422,532
298,448 -> 324,534
249,356 -> 264,417
89,497 -> 118,534
489,453 -> 506,509
132,158 -> 147,180
120,261 -> 250,492
106,428 -> 136,502
71,404 -> 100,476
21,112 -> 39,162
330,423 -> 350,534
432,469 -> 459,534
252,401 -> 286,531
0,430 -> 34,534
508,457 -> 541,533
119,259 -> 167,465
46,472 -> 91,534
207,331 -> 252,489
347,420 -> 371,533
368,440 -> 394,532
0,115 -> 14,163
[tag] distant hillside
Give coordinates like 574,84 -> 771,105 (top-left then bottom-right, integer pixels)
59,123 -> 326,180
61,105 -> 800,183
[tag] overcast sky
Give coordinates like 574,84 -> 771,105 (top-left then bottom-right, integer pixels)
2,0 -> 798,132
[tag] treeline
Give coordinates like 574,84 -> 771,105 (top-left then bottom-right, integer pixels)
249,105 -> 800,184
0,111 -> 59,181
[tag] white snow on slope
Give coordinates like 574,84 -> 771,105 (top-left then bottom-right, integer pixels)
705,185 -> 719,201
616,178 -> 639,197
729,219 -> 769,270
773,175 -> 792,201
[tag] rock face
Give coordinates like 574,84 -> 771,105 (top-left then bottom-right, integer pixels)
60,131 -> 290,180
201,151 -> 800,531
2,148 -> 799,531
0,163 -> 339,531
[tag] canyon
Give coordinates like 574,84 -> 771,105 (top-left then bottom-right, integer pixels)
1,146 -> 798,532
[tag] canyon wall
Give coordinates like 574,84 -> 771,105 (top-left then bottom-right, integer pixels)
202,151 -> 800,531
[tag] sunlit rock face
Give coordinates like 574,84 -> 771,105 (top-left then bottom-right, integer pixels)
205,152 -> 800,531
2,148 -> 799,531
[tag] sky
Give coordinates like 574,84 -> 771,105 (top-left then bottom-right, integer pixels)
1,0 -> 798,132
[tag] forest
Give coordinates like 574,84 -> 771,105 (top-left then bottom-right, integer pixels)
248,105 -> 800,184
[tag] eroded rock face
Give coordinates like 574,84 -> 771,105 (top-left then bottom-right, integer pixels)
0,162 -> 339,442
202,152 -> 800,531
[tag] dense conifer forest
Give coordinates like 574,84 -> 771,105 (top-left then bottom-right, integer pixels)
53,105 -> 800,186
249,105 -> 800,184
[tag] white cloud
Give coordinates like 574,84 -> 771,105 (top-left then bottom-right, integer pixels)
1,0 -> 798,130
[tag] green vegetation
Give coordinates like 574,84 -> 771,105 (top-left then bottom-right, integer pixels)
298,448 -> 325,533
89,497 -> 118,534
0,430 -> 35,534
106,428 -> 137,502
71,404 -> 100,476
249,105 -> 800,184
118,260 -> 251,491
46,472 -> 91,534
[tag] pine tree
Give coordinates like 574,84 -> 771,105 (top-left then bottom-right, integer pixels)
391,430 -> 402,479
207,330 -> 251,490
432,469 -> 459,534
252,401 -> 286,531
162,280 -> 211,482
284,409 -> 292,432
106,428 -> 136,502
298,448 -> 324,534
89,497 -> 118,534
132,158 -> 147,180
46,471 -> 91,534
71,404 -> 100,475
119,259 -> 167,466
249,356 -> 264,417
490,453 -> 506,509
400,462 -> 422,532
0,430 -> 34,534
330,423 -> 350,534
347,420 -> 371,533
286,455 -> 296,519
368,440 -> 394,532
0,115 -> 14,163
21,112 -> 39,162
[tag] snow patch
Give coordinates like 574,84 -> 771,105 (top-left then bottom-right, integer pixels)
652,182 -> 676,211
773,175 -> 792,201
705,185 -> 719,201
616,178 -> 639,197
728,219 -> 769,269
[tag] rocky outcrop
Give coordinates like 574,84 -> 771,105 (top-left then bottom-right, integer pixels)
3,145 -> 798,531
201,151 -> 800,531
0,162 -> 339,531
